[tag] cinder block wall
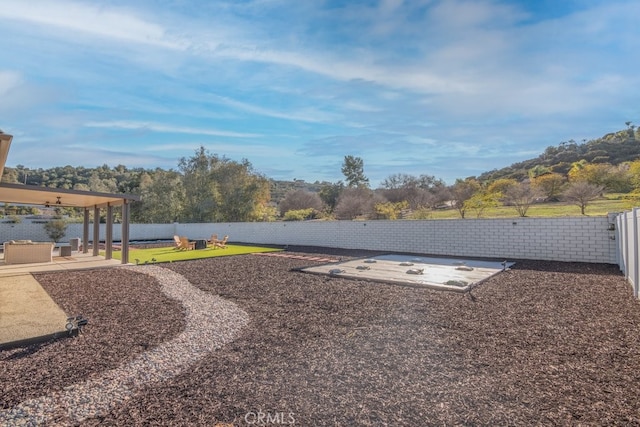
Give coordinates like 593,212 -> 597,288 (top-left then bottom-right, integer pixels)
0,217 -> 618,264
176,217 -> 617,263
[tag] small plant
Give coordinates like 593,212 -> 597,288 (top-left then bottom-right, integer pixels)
43,218 -> 68,242
8,215 -> 22,224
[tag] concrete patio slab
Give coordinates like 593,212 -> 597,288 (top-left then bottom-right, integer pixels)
0,274 -> 68,347
300,254 -> 514,292
0,252 -> 130,348
0,252 -> 126,278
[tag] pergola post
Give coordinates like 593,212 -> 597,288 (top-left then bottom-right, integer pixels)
93,205 -> 100,257
83,208 -> 90,254
105,203 -> 113,260
121,199 -> 130,264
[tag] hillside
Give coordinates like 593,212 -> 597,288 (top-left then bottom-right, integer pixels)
478,125 -> 640,182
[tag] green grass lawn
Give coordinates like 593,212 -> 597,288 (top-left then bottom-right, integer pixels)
107,244 -> 283,264
423,195 -> 632,219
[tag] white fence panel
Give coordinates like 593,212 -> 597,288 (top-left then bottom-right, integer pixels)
616,208 -> 640,298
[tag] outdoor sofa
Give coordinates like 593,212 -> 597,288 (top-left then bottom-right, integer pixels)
3,240 -> 54,264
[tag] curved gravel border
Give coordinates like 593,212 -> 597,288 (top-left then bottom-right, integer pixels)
0,265 -> 249,425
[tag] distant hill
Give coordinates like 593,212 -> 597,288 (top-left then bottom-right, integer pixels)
478,125 -> 640,182
3,125 -> 638,207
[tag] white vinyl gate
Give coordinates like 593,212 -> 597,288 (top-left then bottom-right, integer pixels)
616,208 -> 640,298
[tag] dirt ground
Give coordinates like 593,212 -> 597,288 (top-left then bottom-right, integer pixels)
2,247 -> 640,426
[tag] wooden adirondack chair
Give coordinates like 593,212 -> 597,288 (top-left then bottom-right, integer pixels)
174,235 -> 195,250
213,235 -> 229,249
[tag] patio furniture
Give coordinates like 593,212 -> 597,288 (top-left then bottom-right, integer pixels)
207,234 -> 219,247
213,235 -> 229,249
177,236 -> 195,251
173,235 -> 194,250
194,239 -> 207,250
69,238 -> 80,251
59,245 -> 72,257
3,241 -> 54,264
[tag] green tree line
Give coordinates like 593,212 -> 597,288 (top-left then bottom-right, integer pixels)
3,123 -> 640,222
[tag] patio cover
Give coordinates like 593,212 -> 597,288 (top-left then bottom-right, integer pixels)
0,182 -> 137,208
0,133 -> 139,264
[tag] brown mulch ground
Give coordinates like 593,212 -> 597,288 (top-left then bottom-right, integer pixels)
0,268 -> 186,409
3,247 -> 640,426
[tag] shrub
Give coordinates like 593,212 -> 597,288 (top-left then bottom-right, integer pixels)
374,201 -> 409,220
279,190 -> 324,216
43,218 -> 68,242
283,208 -> 315,221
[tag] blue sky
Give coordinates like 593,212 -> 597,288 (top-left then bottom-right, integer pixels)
0,0 -> 638,186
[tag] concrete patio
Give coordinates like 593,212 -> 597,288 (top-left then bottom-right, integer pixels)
0,251 -> 129,348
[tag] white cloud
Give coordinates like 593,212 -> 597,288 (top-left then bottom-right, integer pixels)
210,95 -> 338,124
0,0 -> 185,49
0,71 -> 22,96
2,0 -> 639,185
84,121 -> 260,138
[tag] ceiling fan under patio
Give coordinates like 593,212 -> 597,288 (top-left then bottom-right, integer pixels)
44,196 -> 62,208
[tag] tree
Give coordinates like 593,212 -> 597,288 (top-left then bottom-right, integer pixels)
179,146 -> 214,222
374,201 -> 409,220
132,170 -> 185,223
605,163 -> 633,193
531,173 -> 566,201
627,159 -> 640,191
562,181 -> 604,215
464,192 -> 499,218
380,173 -> 446,209
318,181 -> 344,212
568,161 -> 609,185
568,161 -> 631,192
503,182 -> 541,217
528,165 -> 551,179
382,186 -> 434,210
381,173 -> 412,189
179,147 -> 270,222
209,158 -> 271,222
487,178 -> 518,198
278,189 -> 324,217
333,187 -> 382,220
43,218 -> 67,242
450,179 -> 481,218
341,155 -> 369,188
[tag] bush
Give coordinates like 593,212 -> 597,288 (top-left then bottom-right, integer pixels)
43,218 -> 68,242
279,190 -> 324,216
374,201 -> 409,219
334,187 -> 385,220
283,208 -> 315,221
